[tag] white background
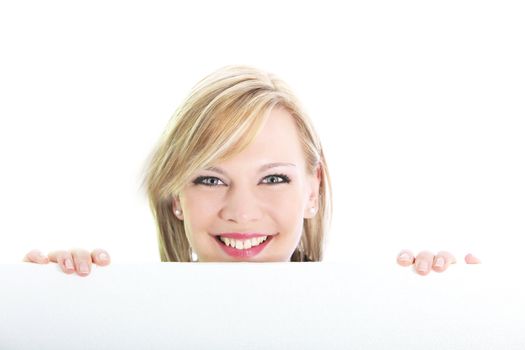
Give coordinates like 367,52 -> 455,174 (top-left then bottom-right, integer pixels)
0,1 -> 523,264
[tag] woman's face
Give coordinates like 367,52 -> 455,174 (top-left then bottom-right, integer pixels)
172,106 -> 321,262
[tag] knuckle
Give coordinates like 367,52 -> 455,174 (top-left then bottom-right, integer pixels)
71,248 -> 89,261
416,250 -> 433,258
69,249 -> 79,260
57,250 -> 69,257
71,249 -> 79,256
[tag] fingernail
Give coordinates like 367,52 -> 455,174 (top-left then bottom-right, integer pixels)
435,257 -> 445,268
399,253 -> 410,261
65,258 -> 74,270
99,253 -> 109,261
417,261 -> 429,272
79,262 -> 89,274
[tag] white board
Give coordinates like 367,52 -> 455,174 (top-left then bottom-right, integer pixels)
0,262 -> 523,349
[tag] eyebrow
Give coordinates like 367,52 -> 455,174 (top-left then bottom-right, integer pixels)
204,162 -> 296,175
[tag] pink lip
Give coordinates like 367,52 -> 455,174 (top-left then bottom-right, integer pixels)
213,234 -> 274,259
216,233 -> 270,239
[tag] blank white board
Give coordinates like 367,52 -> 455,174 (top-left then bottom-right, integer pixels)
0,262 -> 523,349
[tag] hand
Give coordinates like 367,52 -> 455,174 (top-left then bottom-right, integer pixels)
23,248 -> 111,277
396,250 -> 481,276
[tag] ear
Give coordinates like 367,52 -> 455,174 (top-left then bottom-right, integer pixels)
172,195 -> 184,220
304,164 -> 322,219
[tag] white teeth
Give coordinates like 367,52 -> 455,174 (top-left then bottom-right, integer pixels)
219,236 -> 268,249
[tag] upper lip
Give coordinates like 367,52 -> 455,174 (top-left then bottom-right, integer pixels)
213,233 -> 275,239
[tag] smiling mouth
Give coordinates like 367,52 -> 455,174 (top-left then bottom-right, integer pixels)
213,234 -> 275,258
214,235 -> 271,249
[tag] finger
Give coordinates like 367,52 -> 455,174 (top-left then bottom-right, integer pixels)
397,250 -> 415,266
432,251 -> 457,273
48,250 -> 75,274
91,248 -> 111,266
23,250 -> 49,264
465,253 -> 481,264
414,251 -> 434,276
71,249 -> 92,276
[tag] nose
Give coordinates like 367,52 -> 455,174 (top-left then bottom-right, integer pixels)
219,183 -> 263,224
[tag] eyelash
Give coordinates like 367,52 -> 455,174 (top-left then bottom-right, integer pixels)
192,174 -> 291,187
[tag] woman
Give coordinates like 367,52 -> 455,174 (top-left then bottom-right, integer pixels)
24,65 -> 478,275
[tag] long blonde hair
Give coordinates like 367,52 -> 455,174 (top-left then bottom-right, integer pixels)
141,65 -> 332,262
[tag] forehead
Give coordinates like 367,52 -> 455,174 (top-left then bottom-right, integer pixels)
219,106 -> 305,169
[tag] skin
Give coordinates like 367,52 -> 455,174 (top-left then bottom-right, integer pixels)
396,250 -> 481,276
23,248 -> 110,276
22,106 -> 482,275
172,106 -> 321,262
23,248 -> 481,277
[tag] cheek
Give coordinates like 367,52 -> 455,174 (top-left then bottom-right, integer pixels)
181,191 -> 222,231
263,187 -> 306,228
182,183 -> 307,228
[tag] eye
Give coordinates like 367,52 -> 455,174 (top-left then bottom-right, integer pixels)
193,176 -> 225,187
192,174 -> 291,187
261,174 -> 291,185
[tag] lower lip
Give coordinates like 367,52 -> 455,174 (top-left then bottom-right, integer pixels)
214,235 -> 274,259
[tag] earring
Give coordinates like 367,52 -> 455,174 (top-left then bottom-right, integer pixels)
309,207 -> 316,214
175,209 -> 182,216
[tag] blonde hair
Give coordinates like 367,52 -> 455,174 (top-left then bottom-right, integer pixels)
141,65 -> 332,262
